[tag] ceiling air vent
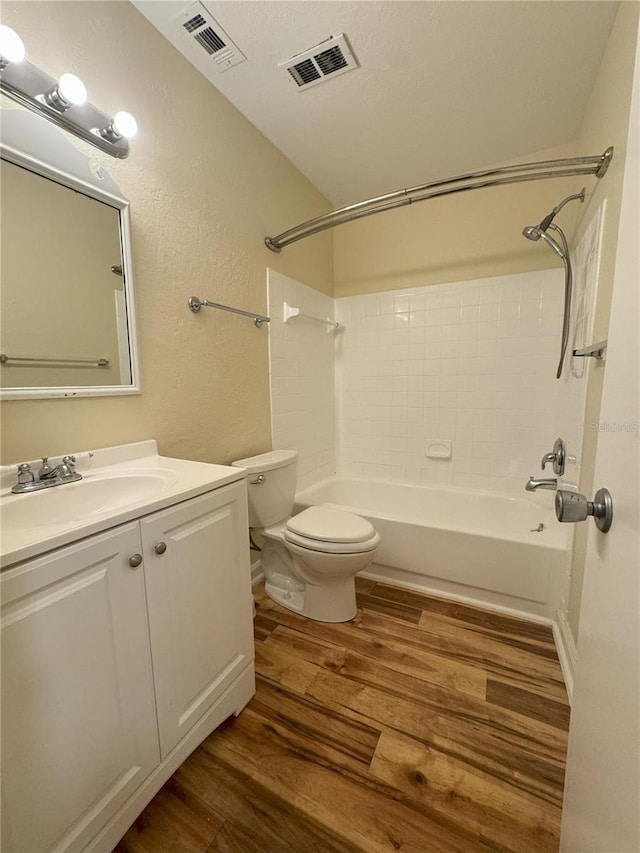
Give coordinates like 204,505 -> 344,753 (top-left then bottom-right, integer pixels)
280,34 -> 358,91
175,2 -> 246,73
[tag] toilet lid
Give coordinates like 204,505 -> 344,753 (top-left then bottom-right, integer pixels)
286,506 -> 375,544
285,528 -> 380,554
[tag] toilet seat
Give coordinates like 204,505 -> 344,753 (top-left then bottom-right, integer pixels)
285,506 -> 380,554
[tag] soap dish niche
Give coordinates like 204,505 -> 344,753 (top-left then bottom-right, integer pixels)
425,439 -> 452,460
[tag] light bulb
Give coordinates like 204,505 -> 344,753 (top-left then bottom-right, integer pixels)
0,25 -> 25,64
57,72 -> 87,106
113,111 -> 137,139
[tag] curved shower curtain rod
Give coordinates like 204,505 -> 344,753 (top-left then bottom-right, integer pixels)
264,146 -> 614,252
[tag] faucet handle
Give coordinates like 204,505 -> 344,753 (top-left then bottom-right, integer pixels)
540,452 -> 556,470
16,463 -> 35,485
540,437 -> 566,476
62,455 -> 76,474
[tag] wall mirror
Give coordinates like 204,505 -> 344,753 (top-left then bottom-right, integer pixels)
0,110 -> 140,399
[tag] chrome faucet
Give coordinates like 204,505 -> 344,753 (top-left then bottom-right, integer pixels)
525,476 -> 558,492
38,456 -> 78,481
11,455 -> 82,494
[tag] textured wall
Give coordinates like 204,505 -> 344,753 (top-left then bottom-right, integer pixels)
0,1 -> 332,465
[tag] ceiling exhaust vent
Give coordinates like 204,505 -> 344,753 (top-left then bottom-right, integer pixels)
280,34 -> 358,91
175,2 -> 246,73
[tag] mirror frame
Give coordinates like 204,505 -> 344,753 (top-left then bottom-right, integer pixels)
0,110 -> 141,400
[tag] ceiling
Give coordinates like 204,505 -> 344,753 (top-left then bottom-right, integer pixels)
133,1 -> 618,206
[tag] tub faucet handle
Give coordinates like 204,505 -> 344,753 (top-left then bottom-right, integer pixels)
540,438 -> 566,476
541,452 -> 556,470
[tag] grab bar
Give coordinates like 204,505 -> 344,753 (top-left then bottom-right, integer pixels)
0,353 -> 109,366
188,296 -> 270,328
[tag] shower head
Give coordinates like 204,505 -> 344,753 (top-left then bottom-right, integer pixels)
521,192 -> 580,381
522,226 -> 566,259
522,225 -> 543,241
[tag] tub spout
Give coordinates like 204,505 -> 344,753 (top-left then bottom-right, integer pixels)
525,476 -> 558,492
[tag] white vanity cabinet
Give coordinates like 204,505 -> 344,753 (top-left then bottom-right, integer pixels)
1,522 -> 160,853
1,476 -> 255,853
140,484 -> 255,757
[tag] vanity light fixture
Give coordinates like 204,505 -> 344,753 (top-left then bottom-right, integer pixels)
100,110 -> 138,142
0,27 -> 137,158
43,72 -> 88,111
0,25 -> 25,68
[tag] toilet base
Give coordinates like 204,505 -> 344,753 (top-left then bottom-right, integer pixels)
261,558 -> 358,623
264,572 -> 305,615
300,574 -> 358,622
264,575 -> 357,623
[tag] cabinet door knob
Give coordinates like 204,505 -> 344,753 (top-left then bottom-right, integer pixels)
129,553 -> 143,568
154,542 -> 167,555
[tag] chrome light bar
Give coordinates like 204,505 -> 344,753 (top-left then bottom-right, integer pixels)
0,25 -> 137,159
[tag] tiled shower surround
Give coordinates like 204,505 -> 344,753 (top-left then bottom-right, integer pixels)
335,269 -> 565,492
269,267 -> 574,494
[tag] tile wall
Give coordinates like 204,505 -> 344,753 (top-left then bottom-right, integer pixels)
267,263 -> 598,497
267,270 -> 336,491
335,269 -> 566,492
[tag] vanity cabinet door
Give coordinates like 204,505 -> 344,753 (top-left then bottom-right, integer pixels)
141,481 -> 254,758
0,523 -> 160,853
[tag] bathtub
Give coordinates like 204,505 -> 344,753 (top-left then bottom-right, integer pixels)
295,476 -> 572,621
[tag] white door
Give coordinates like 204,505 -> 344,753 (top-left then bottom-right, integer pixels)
141,483 -> 255,758
0,523 -> 160,853
560,29 -> 640,853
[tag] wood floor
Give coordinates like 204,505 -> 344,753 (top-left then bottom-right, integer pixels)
115,579 -> 570,853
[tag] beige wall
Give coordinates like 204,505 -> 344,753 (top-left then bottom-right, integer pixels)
566,1 -> 640,642
333,141 -> 587,297
0,1 -> 332,465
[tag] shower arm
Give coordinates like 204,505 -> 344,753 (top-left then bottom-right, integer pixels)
264,147 -> 613,251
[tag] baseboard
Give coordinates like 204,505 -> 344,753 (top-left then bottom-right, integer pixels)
358,564 -> 554,626
552,608 -> 577,704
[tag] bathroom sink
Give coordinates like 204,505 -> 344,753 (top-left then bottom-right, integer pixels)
2,472 -> 178,531
0,440 -> 248,567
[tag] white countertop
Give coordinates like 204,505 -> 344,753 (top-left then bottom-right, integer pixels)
0,440 -> 246,568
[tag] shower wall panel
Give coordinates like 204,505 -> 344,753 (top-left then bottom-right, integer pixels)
267,270 -> 336,491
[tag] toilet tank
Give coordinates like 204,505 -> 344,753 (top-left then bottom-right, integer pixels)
232,450 -> 298,528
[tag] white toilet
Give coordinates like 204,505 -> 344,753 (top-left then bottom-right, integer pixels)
232,450 -> 379,622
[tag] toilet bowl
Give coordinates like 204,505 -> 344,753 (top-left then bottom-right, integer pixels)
232,451 -> 379,622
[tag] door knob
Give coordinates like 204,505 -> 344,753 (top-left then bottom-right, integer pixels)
129,553 -> 143,568
555,488 -> 613,533
154,542 -> 167,555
